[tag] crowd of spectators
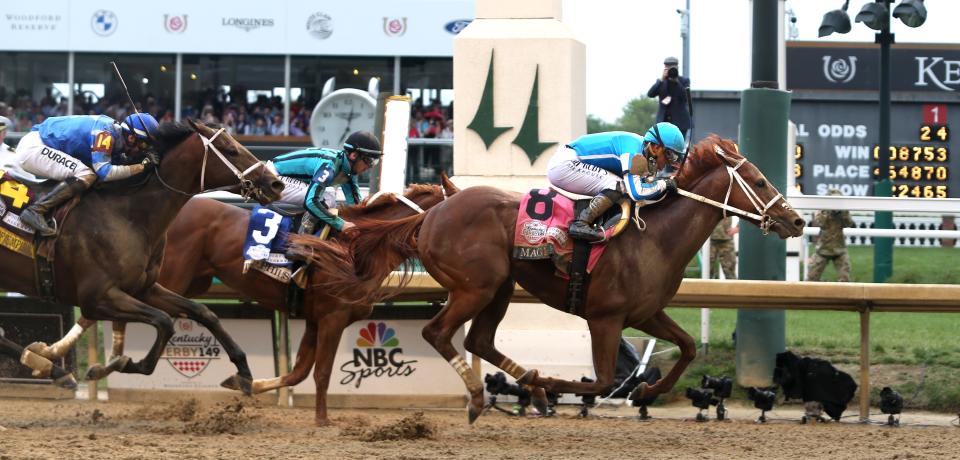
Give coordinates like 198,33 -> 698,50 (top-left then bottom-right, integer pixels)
2,86 -> 455,141
408,98 -> 453,139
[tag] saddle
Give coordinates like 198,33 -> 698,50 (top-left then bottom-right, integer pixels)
513,187 -> 633,314
0,170 -> 78,300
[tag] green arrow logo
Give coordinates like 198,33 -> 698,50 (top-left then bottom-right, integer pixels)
512,65 -> 557,164
467,50 -> 512,149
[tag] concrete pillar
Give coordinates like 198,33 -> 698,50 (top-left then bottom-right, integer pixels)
453,0 -> 585,191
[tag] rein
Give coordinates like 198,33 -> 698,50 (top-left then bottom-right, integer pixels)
365,186 -> 448,215
155,128 -> 266,200
675,145 -> 784,235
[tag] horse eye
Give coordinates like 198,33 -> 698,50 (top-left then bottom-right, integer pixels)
756,179 -> 766,188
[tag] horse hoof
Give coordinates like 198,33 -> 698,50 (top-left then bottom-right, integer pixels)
221,374 -> 254,396
517,369 -> 538,386
530,387 -> 550,416
629,382 -> 651,401
26,342 -> 52,359
54,373 -> 78,390
85,364 -> 107,381
467,406 -> 480,424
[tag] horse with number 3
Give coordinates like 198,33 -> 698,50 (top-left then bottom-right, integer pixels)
290,135 -> 806,423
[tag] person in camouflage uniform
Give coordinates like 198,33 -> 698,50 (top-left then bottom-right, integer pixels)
710,216 -> 738,279
806,189 -> 855,282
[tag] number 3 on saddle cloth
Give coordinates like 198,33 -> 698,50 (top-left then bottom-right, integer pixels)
242,206 -> 295,283
513,188 -> 631,314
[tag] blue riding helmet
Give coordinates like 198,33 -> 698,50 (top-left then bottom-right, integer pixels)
643,122 -> 686,164
121,113 -> 160,140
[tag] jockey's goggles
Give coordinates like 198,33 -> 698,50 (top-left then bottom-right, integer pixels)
344,142 -> 383,167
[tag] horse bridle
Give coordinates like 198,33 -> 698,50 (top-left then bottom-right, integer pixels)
675,145 -> 786,235
156,128 -> 266,200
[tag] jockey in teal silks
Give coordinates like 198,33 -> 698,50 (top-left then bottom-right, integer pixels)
546,122 -> 687,242
17,113 -> 160,236
267,131 -> 382,239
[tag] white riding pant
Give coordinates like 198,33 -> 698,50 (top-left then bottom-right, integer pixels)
546,146 -> 622,196
269,171 -> 337,210
16,131 -> 95,182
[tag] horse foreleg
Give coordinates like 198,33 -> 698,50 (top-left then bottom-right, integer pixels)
630,310 -> 697,400
423,290 -> 491,424
2,335 -> 77,389
518,316 -> 624,396
81,287 -> 174,380
311,311 -> 351,427
463,280 -> 550,416
252,321 -> 318,394
26,316 -> 97,360
139,283 -> 254,395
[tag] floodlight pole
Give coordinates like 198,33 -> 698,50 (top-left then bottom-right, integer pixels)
874,0 -> 894,283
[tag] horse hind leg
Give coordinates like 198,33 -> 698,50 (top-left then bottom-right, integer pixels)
463,280 -> 550,416
422,288 -> 498,424
2,336 -> 78,389
252,321 -> 318,394
629,311 -> 697,400
310,310 -> 353,427
85,321 -> 130,381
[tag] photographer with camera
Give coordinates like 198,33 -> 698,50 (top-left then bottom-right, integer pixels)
647,56 -> 692,141
806,189 -> 855,282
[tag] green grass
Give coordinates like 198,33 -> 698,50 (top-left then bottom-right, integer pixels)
815,246 -> 960,284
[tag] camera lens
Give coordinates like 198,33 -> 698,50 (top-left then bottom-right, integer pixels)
667,67 -> 679,79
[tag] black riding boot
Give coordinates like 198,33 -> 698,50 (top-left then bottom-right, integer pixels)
19,177 -> 87,237
285,213 -> 319,262
568,190 -> 622,243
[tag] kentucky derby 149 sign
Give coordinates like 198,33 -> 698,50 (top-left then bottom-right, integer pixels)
104,317 -> 274,397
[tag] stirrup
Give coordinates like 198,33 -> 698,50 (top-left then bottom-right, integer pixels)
569,222 -> 603,242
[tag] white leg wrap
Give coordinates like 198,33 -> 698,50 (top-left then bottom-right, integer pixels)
449,355 -> 482,393
20,349 -> 53,378
499,358 -> 525,379
251,376 -> 284,394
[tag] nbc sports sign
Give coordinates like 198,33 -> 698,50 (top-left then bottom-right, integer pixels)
289,314 -> 466,402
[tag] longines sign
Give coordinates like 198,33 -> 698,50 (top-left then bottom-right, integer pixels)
787,42 -> 960,93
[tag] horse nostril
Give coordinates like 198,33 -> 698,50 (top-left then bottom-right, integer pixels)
271,180 -> 285,193
794,218 -> 805,227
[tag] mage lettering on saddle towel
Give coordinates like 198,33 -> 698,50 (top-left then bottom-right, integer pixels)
0,169 -> 36,258
513,189 -> 610,273
242,206 -> 294,283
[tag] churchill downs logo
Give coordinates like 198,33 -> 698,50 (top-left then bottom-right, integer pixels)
340,322 -> 417,388
822,55 -> 857,84
162,319 -> 222,378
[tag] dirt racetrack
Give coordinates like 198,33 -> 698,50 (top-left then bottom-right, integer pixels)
0,397 -> 957,459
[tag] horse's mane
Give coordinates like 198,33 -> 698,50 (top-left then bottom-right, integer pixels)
676,134 -> 743,187
342,184 -> 439,217
153,121 -> 197,155
286,213 -> 425,306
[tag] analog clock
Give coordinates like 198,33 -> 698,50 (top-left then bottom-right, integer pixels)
309,88 -> 377,149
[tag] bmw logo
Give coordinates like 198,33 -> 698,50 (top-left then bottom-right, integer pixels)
444,19 -> 472,35
91,10 -> 118,37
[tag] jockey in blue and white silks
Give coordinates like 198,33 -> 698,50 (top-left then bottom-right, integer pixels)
267,131 -> 382,238
17,113 -> 160,236
546,122 -> 687,242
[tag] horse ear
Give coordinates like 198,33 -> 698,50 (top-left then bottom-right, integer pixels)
185,118 -> 204,133
440,171 -> 460,196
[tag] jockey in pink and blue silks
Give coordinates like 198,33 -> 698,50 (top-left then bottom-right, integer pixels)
546,122 -> 687,242
16,113 -> 160,236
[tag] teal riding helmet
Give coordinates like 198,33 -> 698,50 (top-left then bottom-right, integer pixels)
643,122 -> 686,165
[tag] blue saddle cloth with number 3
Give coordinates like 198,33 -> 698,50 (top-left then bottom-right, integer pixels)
243,206 -> 294,267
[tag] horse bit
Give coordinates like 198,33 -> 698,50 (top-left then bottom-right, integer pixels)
156,128 -> 267,200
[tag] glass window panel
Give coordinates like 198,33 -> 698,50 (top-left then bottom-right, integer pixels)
290,56 -> 393,139
181,55 -> 285,136
401,58 -> 453,140
0,52 -> 68,132
72,53 -> 176,124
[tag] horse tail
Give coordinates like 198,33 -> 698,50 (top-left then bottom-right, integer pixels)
286,212 -> 426,306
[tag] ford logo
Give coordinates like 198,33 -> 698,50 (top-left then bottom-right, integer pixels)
444,19 -> 472,35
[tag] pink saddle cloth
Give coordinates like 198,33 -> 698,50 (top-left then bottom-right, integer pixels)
513,188 -> 612,274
